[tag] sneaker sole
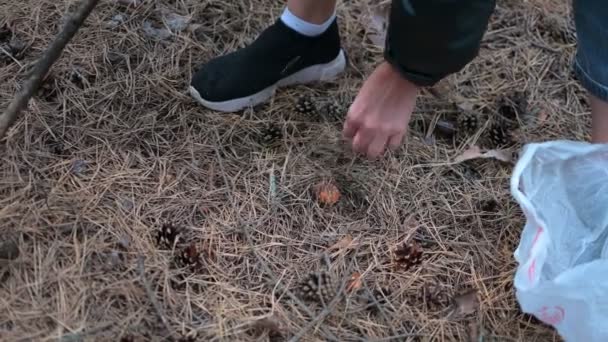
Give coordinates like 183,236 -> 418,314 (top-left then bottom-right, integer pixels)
189,49 -> 347,112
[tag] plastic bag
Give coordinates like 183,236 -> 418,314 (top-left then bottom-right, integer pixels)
510,140 -> 608,341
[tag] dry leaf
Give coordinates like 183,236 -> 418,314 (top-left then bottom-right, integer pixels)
454,145 -> 513,163
328,234 -> 355,251
143,21 -> 172,40
346,272 -> 362,293
454,146 -> 482,163
368,4 -> 389,47
162,12 -> 191,32
483,149 -> 512,162
449,289 -> 479,317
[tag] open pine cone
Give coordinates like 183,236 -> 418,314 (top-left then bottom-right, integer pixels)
295,95 -> 317,114
296,271 -> 337,304
259,123 -> 283,147
155,222 -> 181,248
458,112 -> 479,135
488,123 -> 512,148
498,91 -> 528,122
394,240 -> 423,271
367,287 -> 393,313
175,242 -> 203,269
420,282 -> 451,313
322,102 -> 343,120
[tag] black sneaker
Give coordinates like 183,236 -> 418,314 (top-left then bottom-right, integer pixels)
189,17 -> 346,112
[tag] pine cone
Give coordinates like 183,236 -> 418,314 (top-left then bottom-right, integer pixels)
394,240 -> 423,271
155,222 -> 181,248
0,24 -> 11,42
176,242 -> 203,269
37,75 -> 58,101
367,287 -> 392,313
421,282 -> 450,313
296,271 -> 337,304
458,112 -> 479,135
322,102 -> 343,120
259,123 -> 282,147
498,91 -> 528,123
295,95 -> 317,114
488,123 -> 512,148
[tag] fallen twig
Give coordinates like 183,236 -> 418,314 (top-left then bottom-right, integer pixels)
136,256 -> 174,339
0,0 -> 100,140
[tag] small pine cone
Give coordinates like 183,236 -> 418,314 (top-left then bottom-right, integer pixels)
47,136 -> 65,156
0,24 -> 11,41
155,222 -> 181,248
259,123 -> 282,147
322,102 -> 343,120
394,240 -> 423,271
176,242 -> 202,269
420,282 -> 450,313
488,123 -> 512,148
68,68 -> 87,88
295,95 -> 317,114
367,287 -> 392,313
296,271 -> 337,304
458,112 -> 479,135
37,75 -> 58,101
498,91 -> 528,122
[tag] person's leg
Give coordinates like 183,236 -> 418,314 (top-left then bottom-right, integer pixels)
591,96 -> 608,143
287,0 -> 337,26
572,0 -> 608,143
190,0 -> 344,112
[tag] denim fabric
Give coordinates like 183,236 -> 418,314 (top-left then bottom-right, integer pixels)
573,0 -> 608,101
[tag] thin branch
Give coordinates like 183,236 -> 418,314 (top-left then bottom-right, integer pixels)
211,129 -> 339,342
0,0 -> 100,140
136,256 -> 174,339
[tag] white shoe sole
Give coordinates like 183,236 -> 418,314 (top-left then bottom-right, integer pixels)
189,49 -> 347,112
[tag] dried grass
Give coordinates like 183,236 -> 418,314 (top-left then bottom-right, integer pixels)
0,0 -> 587,341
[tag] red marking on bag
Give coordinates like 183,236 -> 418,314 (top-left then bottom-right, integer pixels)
531,226 -> 544,248
526,226 -> 544,281
537,306 -> 565,325
528,259 -> 536,281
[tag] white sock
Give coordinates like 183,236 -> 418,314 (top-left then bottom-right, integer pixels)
280,7 -> 336,37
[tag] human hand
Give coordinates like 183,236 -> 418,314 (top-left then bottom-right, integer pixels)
343,61 -> 419,159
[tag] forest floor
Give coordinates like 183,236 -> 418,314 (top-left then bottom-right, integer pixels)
0,0 -> 584,341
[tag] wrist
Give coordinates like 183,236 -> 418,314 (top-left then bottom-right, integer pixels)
379,61 -> 420,94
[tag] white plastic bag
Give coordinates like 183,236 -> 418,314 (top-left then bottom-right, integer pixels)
510,140 -> 608,341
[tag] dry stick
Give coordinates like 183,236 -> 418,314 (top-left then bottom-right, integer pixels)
136,256 -> 175,339
0,0 -> 100,140
211,129 -> 339,342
